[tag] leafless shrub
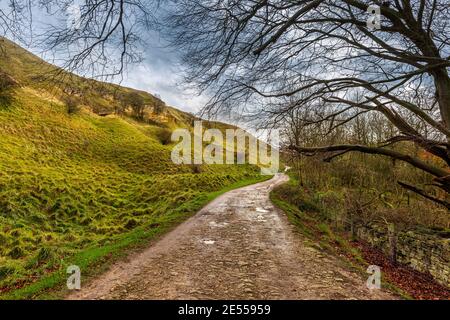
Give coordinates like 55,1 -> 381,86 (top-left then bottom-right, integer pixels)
62,96 -> 80,115
156,128 -> 172,145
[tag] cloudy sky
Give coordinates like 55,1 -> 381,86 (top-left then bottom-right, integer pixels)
120,32 -> 209,114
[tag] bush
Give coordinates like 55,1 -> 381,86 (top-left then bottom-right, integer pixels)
0,71 -> 18,106
191,164 -> 202,174
8,247 -> 25,259
62,96 -> 81,114
156,128 -> 172,145
0,71 -> 18,90
0,266 -> 16,281
153,101 -> 165,115
124,92 -> 145,120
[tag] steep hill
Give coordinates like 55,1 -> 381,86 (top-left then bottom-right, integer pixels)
0,38 -> 265,298
0,37 -> 196,125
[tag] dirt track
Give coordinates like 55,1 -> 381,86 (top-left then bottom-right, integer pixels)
68,174 -> 395,300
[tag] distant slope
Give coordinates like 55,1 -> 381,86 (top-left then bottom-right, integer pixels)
0,36 -> 199,128
0,38 -> 265,298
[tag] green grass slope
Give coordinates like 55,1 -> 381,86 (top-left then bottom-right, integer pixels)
0,39 -> 266,298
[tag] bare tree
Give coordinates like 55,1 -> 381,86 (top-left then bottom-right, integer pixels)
166,0 -> 450,208
0,0 -> 161,79
41,0 -> 161,79
0,0 -> 34,45
124,91 -> 146,119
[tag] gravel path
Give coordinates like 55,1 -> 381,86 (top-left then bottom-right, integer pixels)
68,174 -> 395,300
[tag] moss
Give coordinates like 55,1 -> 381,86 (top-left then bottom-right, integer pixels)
0,233 -> 7,245
36,247 -> 53,262
123,218 -> 139,230
8,247 -> 25,259
0,266 -> 16,281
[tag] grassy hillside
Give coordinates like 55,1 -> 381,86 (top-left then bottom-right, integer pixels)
0,39 -> 266,298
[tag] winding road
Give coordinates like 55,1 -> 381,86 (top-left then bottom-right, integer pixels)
68,174 -> 395,300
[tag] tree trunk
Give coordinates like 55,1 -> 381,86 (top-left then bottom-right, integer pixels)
432,69 -> 450,133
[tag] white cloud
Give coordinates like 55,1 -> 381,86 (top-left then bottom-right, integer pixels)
122,63 -> 208,114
